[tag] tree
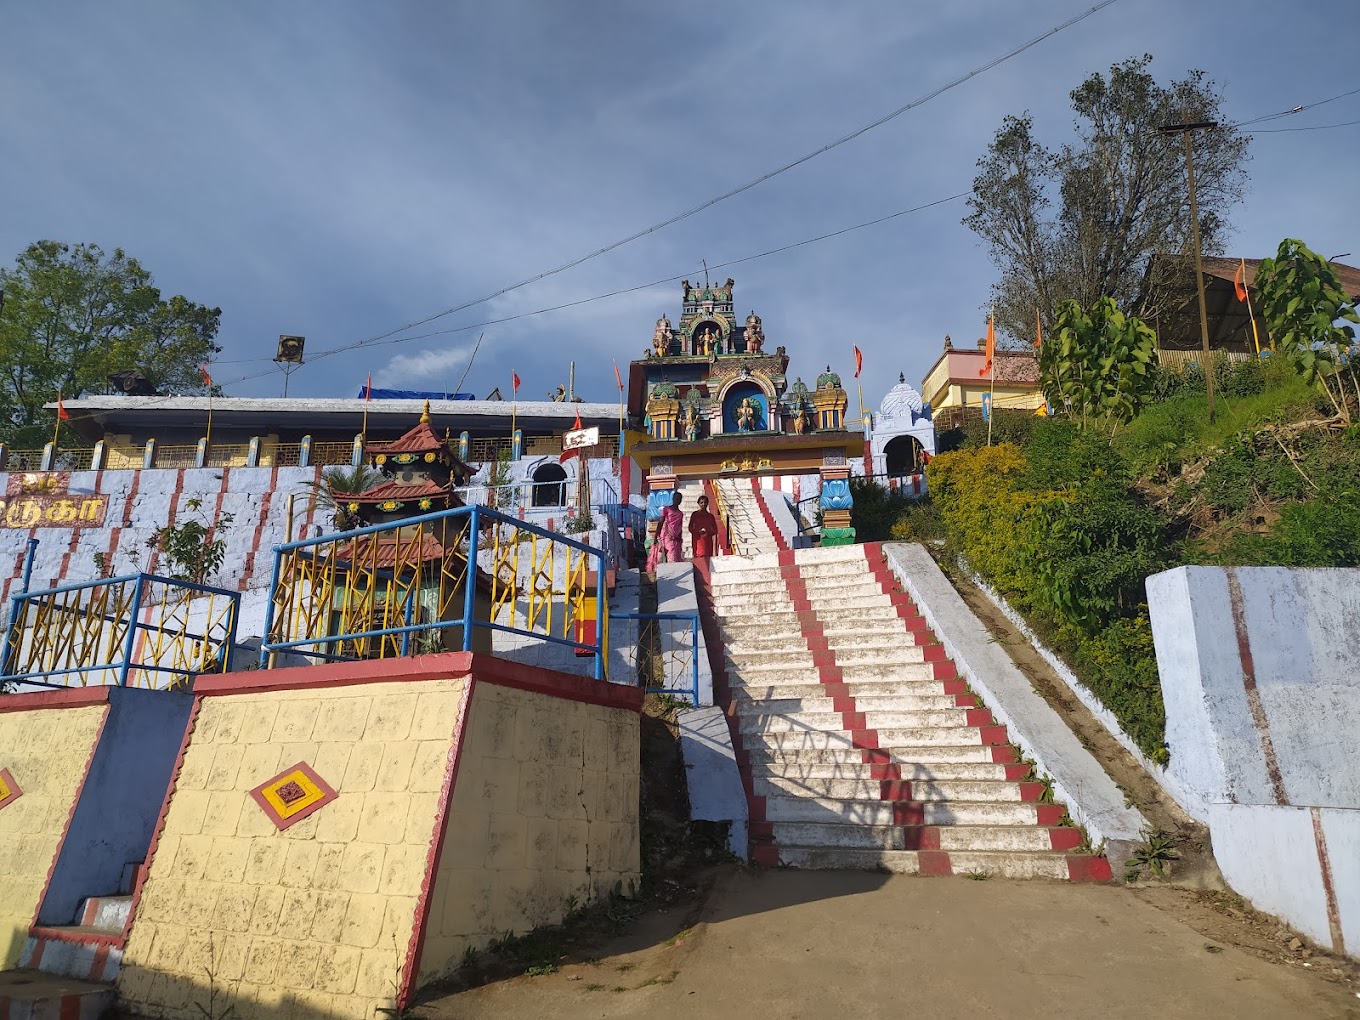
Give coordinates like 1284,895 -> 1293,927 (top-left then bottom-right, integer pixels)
1253,238 -> 1360,422
1040,297 -> 1157,424
964,55 -> 1250,343
0,241 -> 221,445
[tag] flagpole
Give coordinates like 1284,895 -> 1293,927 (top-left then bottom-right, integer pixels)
1244,288 -> 1265,356
52,390 -> 62,453
987,309 -> 996,447
361,374 -> 371,444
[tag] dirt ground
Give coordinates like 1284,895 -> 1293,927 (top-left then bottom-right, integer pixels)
426,867 -> 1360,1020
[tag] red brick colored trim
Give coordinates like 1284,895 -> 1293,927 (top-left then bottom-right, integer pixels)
29,701 -> 112,936
121,697 -> 203,946
144,470 -> 188,577
241,464 -> 283,585
1311,806 -> 1346,954
918,850 -> 953,876
0,687 -> 112,714
29,926 -> 121,947
192,651 -> 643,713
399,677 -> 476,1010
1066,855 -> 1114,882
747,479 -> 789,552
103,467 -> 143,578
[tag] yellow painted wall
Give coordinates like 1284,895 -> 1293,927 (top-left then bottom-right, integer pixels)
0,703 -> 108,967
935,383 -> 1044,412
117,678 -> 466,1020
417,682 -> 640,985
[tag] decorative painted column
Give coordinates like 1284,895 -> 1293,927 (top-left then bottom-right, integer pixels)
818,465 -> 855,546
90,441 -> 106,471
458,431 -> 470,463
512,429 -> 523,461
644,467 -> 676,555
194,438 -> 209,468
142,439 -> 156,469
246,437 -> 262,468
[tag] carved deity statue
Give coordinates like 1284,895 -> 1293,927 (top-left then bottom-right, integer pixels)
744,311 -> 765,354
652,315 -> 672,357
684,404 -> 700,442
736,397 -> 757,432
790,404 -> 808,435
702,327 -> 717,356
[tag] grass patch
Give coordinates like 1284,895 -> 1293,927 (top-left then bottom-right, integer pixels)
1114,377 -> 1318,478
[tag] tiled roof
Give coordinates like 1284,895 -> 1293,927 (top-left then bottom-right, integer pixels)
331,480 -> 453,505
328,534 -> 447,568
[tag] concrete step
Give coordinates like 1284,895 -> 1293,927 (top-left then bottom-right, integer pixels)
775,846 -> 1101,879
73,895 -> 131,933
731,679 -> 953,701
805,605 -> 907,626
763,796 -> 1042,826
710,574 -> 885,599
18,932 -> 122,983
758,760 -> 1016,782
738,707 -> 973,732
724,650 -> 817,669
755,776 -> 1030,803
750,744 -> 1004,766
733,691 -> 961,712
743,724 -> 988,751
0,971 -> 115,1020
727,662 -> 938,685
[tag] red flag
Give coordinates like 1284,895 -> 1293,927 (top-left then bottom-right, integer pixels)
200,364 -> 213,388
614,362 -> 623,391
979,312 -> 995,377
853,346 -> 863,379
573,409 -> 583,430
1234,259 -> 1249,303
512,371 -> 521,394
57,394 -> 71,421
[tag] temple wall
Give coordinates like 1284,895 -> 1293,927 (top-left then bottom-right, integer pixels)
117,676 -> 468,1020
417,680 -> 640,984
0,466 -> 322,603
0,692 -> 109,967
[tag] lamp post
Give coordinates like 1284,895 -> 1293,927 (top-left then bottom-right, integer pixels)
1160,120 -> 1218,421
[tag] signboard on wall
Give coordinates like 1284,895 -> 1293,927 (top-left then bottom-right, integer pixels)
563,426 -> 600,451
0,473 -> 108,529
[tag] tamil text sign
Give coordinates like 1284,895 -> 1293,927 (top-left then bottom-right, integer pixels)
1,473 -> 108,529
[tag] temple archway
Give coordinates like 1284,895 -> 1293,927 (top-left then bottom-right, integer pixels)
530,463 -> 568,507
884,435 -> 925,476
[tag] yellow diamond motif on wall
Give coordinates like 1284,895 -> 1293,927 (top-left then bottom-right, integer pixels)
0,768 -> 21,811
249,762 -> 337,830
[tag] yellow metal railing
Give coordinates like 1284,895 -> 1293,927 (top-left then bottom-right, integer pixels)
0,573 -> 239,690
261,505 -> 609,677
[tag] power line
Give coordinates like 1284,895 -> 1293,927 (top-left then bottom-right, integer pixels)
211,193 -> 969,387
1235,84 -> 1360,127
1245,116 -> 1360,135
215,1 -> 1119,380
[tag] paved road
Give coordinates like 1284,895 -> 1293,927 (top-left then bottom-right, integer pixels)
430,869 -> 1360,1020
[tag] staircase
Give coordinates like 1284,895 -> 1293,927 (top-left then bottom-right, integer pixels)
15,861 -> 139,986
675,480 -> 708,558
712,479 -> 782,557
704,542 -> 1112,881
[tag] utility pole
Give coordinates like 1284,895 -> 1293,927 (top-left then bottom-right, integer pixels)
1160,120 -> 1218,421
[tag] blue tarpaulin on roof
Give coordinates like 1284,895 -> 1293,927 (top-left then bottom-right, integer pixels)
356,388 -> 476,400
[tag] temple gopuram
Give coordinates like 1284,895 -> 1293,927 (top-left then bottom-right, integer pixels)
625,279 -> 858,545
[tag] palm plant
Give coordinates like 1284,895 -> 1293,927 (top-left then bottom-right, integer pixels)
307,464 -> 383,531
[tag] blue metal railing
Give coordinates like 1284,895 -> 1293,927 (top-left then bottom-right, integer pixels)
612,610 -> 700,706
0,573 -> 241,690
259,503 -> 610,681
794,494 -> 821,544
599,502 -> 646,539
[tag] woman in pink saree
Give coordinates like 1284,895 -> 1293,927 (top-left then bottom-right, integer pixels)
647,491 -> 684,570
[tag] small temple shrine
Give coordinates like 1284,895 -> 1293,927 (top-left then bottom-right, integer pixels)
625,279 -> 859,545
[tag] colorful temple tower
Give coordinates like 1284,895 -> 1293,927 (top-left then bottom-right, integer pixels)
625,280 -> 859,545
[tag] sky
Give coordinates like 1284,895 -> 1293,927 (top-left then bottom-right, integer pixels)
2,1 -> 1356,414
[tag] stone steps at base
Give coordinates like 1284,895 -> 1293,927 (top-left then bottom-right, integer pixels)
710,577 -> 887,600
758,760 -> 1017,782
743,725 -> 992,751
726,663 -> 939,685
19,932 -> 123,983
734,692 -> 961,713
755,776 -> 1030,802
763,796 -> 1043,827
750,744 -> 1007,766
73,895 -> 131,933
732,680 -> 956,702
0,972 -> 115,1020
724,632 -> 927,655
774,846 -> 1110,880
738,707 -> 975,732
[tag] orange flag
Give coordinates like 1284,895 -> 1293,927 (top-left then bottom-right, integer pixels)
1234,259 -> 1249,303
853,346 -> 863,379
979,312 -> 995,377
57,394 -> 71,420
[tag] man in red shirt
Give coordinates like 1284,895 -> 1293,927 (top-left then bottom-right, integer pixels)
688,493 -> 719,559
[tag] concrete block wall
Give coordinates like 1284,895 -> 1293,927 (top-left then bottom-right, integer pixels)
117,675 -> 469,1020
116,652 -> 643,1018
1147,565 -> 1360,957
417,680 -> 640,985
0,691 -> 109,967
0,466 -> 321,603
